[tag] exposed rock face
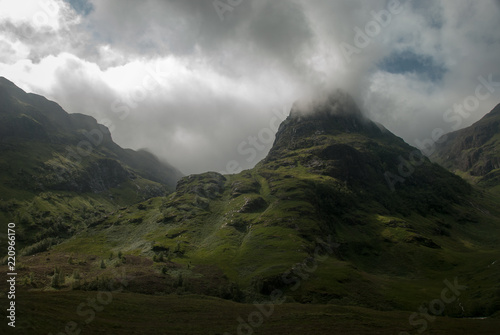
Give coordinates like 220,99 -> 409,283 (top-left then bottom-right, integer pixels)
176,172 -> 227,199
55,159 -> 130,193
237,196 -> 267,213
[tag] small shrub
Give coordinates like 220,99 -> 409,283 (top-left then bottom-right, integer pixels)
21,237 -> 60,256
51,267 -> 65,288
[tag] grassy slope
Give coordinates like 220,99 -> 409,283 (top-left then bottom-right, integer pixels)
0,136 -> 170,253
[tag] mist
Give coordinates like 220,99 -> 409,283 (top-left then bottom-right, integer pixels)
1,0 -> 499,174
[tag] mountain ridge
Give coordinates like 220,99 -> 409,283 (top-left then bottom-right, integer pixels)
0,76 -> 183,189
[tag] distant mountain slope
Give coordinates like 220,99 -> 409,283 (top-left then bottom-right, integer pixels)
0,76 -> 183,191
0,76 -> 183,249
431,104 -> 500,189
39,91 -> 500,316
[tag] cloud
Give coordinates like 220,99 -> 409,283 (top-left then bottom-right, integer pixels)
0,0 -> 499,175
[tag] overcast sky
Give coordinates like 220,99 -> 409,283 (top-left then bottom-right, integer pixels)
1,0 -> 499,175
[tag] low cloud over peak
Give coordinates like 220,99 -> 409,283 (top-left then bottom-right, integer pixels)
0,0 -> 499,174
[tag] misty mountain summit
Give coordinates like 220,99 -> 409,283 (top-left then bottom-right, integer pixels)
264,89 -> 470,208
290,89 -> 364,119
272,90 -> 386,156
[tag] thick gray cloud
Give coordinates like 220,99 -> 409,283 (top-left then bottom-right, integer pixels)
0,0 -> 499,174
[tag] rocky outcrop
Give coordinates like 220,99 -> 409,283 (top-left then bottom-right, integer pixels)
175,172 -> 227,199
44,158 -> 129,193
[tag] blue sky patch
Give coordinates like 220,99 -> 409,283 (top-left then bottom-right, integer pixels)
378,51 -> 447,82
64,0 -> 94,16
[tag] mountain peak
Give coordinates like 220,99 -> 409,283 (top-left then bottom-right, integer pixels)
267,90 -> 383,160
290,89 -> 363,120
